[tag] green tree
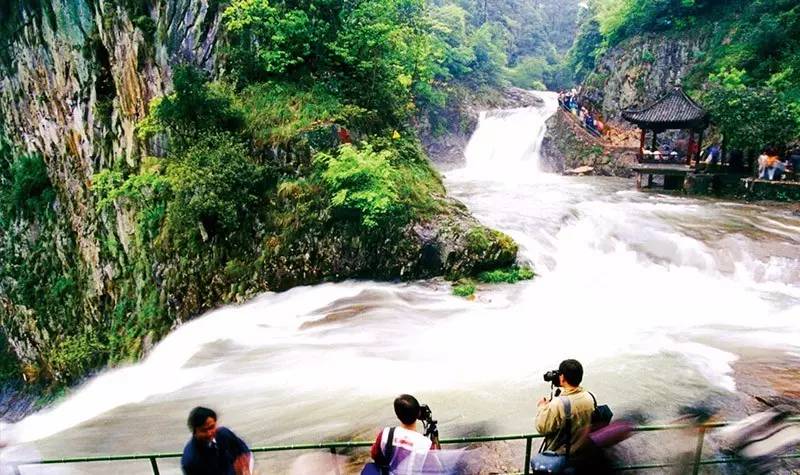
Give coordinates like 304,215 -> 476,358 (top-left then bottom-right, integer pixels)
704,68 -> 799,152
222,0 -> 315,80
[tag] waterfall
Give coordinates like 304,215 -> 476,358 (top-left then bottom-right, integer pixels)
460,92 -> 558,180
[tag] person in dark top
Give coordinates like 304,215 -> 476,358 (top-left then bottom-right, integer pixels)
181,407 -> 252,475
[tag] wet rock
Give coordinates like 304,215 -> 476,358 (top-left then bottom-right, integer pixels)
565,166 -> 595,175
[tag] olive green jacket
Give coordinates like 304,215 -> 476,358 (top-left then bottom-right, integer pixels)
535,386 -> 595,453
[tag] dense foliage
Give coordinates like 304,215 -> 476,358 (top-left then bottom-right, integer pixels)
0,0 -> 548,385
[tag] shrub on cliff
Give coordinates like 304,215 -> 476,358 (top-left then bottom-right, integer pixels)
137,66 -> 243,146
0,149 -> 54,219
314,143 -> 406,230
164,134 -> 270,246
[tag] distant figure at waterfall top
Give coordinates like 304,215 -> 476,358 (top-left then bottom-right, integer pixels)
367,394 -> 436,475
181,407 -> 253,475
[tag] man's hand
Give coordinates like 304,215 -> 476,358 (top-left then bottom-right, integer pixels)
233,453 -> 252,475
537,397 -> 548,408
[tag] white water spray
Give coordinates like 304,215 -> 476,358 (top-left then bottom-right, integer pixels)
456,92 -> 559,181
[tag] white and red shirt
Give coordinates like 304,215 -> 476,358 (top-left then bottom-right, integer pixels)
370,426 -> 433,475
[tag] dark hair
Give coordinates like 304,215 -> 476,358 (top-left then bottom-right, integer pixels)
394,394 -> 421,425
558,359 -> 584,386
187,406 -> 217,432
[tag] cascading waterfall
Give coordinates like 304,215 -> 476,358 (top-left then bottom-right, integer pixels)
458,93 -> 559,180
2,91 -> 799,475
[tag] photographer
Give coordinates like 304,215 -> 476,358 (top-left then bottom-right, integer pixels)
535,360 -> 595,468
368,394 -> 438,475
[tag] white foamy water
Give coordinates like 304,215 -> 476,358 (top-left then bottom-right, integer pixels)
2,91 -> 799,474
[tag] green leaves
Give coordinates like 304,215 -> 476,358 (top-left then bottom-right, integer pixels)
314,143 -> 404,229
137,66 -> 244,144
224,0 -> 313,75
703,68 -> 800,151
1,151 -> 54,219
164,134 -> 269,245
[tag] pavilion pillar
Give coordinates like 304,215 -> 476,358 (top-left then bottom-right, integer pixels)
696,129 -> 705,169
687,131 -> 695,166
651,130 -> 658,152
639,129 -> 646,161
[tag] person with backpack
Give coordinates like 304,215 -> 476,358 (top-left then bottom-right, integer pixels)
366,394 -> 436,475
533,359 -> 596,474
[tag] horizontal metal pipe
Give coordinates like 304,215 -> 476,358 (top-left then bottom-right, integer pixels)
14,417 -> 799,467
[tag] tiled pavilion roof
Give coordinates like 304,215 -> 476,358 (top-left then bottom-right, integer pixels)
622,86 -> 710,130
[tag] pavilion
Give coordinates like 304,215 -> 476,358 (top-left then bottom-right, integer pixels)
622,85 -> 710,190
623,85 -> 710,165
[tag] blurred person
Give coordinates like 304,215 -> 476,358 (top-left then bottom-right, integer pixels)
788,147 -> 800,176
715,406 -> 800,474
757,150 -> 770,179
704,144 -> 722,165
182,407 -> 252,475
758,148 -> 784,180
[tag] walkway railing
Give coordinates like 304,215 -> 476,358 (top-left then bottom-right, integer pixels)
558,99 -> 603,138
7,417 -> 799,474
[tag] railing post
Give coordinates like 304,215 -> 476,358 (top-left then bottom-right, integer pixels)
692,426 -> 706,475
149,456 -> 160,475
329,447 -> 340,475
523,436 -> 532,475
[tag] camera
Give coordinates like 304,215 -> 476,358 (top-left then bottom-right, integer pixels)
418,404 -> 440,447
543,369 -> 561,386
419,404 -> 433,424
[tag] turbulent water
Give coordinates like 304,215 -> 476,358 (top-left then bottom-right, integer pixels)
2,92 -> 799,474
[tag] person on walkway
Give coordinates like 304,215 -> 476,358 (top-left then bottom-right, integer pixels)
704,144 -> 722,165
535,359 -> 596,472
369,394 -> 435,475
181,407 -> 252,475
757,150 -> 771,179
759,149 -> 785,180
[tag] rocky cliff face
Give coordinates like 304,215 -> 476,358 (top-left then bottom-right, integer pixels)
0,1 -> 517,384
582,33 -> 710,121
0,0 -> 229,383
1,1 -> 220,302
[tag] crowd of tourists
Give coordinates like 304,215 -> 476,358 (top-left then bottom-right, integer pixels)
176,358 -> 800,475
558,90 -> 605,137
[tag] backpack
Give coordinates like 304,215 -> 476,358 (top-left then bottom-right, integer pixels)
588,392 -> 613,431
361,427 -> 396,475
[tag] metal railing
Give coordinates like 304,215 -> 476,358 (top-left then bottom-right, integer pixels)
7,417 -> 799,474
558,100 -> 603,138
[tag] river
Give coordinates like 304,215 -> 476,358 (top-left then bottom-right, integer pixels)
2,92 -> 799,474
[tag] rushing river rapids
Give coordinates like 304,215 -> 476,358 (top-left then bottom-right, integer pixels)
2,92 -> 799,474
